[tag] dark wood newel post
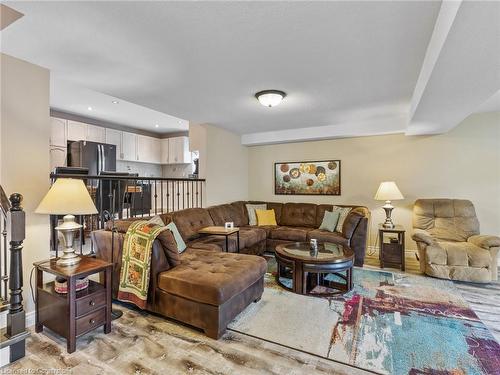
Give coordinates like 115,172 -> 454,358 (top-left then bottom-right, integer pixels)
6,193 -> 27,362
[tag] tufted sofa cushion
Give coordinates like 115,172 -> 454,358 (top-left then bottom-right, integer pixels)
280,203 -> 317,227
208,203 -> 248,227
269,226 -> 310,242
306,229 -> 348,246
413,199 -> 479,242
172,208 -> 214,241
158,248 -> 267,306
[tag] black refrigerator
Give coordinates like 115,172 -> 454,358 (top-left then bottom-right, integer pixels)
68,140 -> 116,175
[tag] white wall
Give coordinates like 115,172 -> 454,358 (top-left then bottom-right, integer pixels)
1,54 -> 51,315
190,123 -> 248,206
248,112 -> 500,249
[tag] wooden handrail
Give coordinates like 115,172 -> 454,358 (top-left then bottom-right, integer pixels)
0,185 -> 11,216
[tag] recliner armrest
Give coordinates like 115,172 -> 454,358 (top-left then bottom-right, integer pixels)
411,229 -> 435,246
468,234 -> 500,249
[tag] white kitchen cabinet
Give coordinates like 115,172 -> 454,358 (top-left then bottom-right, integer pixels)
151,138 -> 161,164
87,124 -> 106,143
50,117 -> 67,147
160,139 -> 169,164
168,136 -> 191,164
105,128 -> 123,160
67,120 -> 88,141
122,132 -> 137,161
137,135 -> 161,164
49,147 -> 67,172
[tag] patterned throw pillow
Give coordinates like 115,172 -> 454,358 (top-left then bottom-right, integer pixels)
332,206 -> 352,232
246,204 -> 267,226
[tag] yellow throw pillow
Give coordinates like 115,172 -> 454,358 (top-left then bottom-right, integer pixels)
255,209 -> 277,226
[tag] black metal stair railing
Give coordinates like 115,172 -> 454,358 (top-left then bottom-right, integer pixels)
0,186 -> 29,364
49,173 -> 206,255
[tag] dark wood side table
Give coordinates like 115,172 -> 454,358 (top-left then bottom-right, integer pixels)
198,226 -> 240,253
378,224 -> 406,271
34,256 -> 112,353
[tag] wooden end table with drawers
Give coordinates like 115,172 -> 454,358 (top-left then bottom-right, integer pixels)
378,224 -> 406,271
34,256 -> 112,353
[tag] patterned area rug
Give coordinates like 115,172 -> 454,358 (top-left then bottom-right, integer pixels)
228,267 -> 500,375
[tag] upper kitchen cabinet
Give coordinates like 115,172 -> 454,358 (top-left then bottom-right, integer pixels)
87,124 -> 106,143
105,128 -> 123,160
137,135 -> 161,164
122,132 -> 137,162
50,117 -> 67,147
160,139 -> 169,164
168,136 -> 191,164
67,120 -> 88,141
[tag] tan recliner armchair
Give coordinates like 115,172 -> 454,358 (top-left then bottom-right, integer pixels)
412,199 -> 500,283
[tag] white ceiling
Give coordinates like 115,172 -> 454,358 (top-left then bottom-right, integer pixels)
50,77 -> 189,133
1,1 -> 499,144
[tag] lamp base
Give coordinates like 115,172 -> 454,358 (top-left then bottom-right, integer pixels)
382,201 -> 396,229
56,252 -> 81,266
55,214 -> 83,267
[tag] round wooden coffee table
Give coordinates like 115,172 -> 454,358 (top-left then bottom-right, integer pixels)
275,242 -> 354,296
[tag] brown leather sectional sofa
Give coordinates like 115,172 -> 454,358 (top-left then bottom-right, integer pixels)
92,200 -> 369,339
184,201 -> 370,265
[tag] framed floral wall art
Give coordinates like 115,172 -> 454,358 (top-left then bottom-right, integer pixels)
274,160 -> 341,195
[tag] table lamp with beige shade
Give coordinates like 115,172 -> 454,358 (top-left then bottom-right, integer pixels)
36,178 -> 97,266
374,181 -> 404,229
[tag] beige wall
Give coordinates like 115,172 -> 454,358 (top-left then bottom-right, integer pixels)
190,123 -> 248,206
1,54 -> 51,314
248,112 -> 500,249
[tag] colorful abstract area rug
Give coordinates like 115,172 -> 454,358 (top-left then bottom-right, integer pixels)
228,268 -> 500,375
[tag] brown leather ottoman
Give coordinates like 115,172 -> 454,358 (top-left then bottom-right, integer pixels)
155,249 -> 267,339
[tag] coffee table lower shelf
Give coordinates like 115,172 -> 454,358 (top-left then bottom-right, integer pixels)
275,242 -> 354,297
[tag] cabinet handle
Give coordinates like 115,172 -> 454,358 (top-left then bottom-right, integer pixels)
89,319 -> 95,324
89,300 -> 95,306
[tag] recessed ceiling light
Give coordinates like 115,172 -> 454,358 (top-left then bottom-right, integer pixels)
155,124 -> 159,128
255,90 -> 286,108
112,100 -> 119,104
87,106 -> 93,111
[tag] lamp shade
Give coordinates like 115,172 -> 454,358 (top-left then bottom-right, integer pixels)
374,181 -> 404,201
35,178 -> 98,215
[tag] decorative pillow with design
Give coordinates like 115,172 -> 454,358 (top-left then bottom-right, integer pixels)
165,222 -> 187,253
319,210 -> 340,232
332,206 -> 352,232
246,203 -> 267,226
255,209 -> 277,226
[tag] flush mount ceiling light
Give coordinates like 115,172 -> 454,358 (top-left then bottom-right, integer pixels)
155,124 -> 159,128
255,90 -> 286,108
111,100 -> 119,104
87,106 -> 93,111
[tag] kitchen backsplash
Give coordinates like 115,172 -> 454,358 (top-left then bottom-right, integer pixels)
116,160 -> 162,177
162,163 -> 195,178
